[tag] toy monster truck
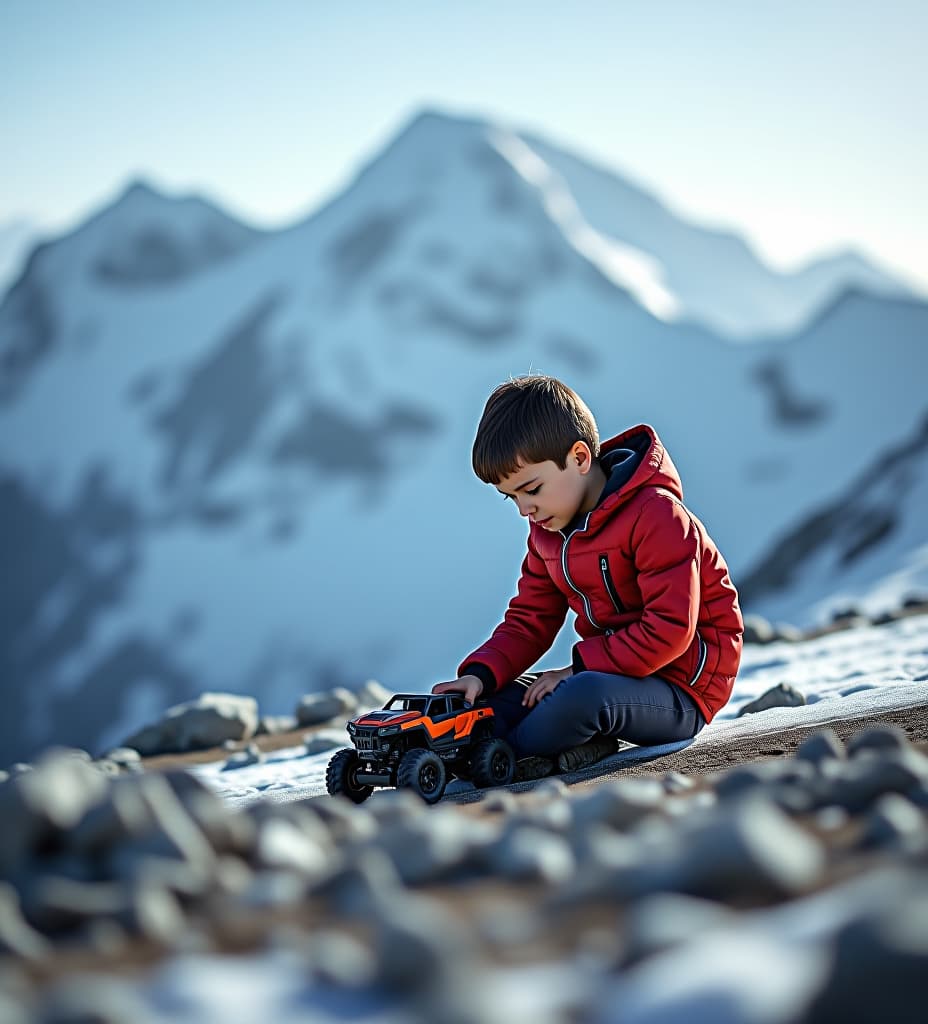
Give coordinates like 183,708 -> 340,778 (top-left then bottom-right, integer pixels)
325,691 -> 515,804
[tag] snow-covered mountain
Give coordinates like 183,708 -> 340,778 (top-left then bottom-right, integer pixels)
1,109 -> 925,764
739,407 -> 928,624
0,218 -> 41,302
513,131 -> 913,339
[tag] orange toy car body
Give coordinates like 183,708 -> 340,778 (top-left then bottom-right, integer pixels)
326,692 -> 515,803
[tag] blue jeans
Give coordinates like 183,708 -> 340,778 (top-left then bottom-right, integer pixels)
486,671 -> 706,759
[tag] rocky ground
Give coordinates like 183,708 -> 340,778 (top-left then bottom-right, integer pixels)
2,697 -> 928,1023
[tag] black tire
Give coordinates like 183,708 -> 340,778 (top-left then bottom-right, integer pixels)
470,738 -> 515,789
397,748 -> 447,803
326,748 -> 373,804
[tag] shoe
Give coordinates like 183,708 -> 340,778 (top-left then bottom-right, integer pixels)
513,755 -> 556,782
557,736 -> 620,774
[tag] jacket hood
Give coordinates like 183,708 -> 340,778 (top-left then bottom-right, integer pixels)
596,424 -> 683,513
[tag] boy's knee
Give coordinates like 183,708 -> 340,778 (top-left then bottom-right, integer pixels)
551,671 -> 612,711
568,670 -> 600,686
565,670 -> 622,695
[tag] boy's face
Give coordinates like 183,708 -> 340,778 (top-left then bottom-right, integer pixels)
495,442 -> 604,532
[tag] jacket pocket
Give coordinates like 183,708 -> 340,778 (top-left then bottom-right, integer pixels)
599,554 -> 624,614
688,633 -> 708,687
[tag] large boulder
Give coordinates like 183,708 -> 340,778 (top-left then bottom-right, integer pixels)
737,683 -> 807,717
295,688 -> 358,727
121,693 -> 259,756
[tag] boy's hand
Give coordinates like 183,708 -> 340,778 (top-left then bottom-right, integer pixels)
432,675 -> 484,704
522,666 -> 572,708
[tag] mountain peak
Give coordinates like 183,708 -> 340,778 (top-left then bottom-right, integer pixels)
20,178 -> 266,294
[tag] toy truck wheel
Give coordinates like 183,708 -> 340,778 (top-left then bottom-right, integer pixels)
397,749 -> 446,803
326,748 -> 373,804
470,738 -> 515,788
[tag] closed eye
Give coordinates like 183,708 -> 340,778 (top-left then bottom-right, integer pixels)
501,484 -> 541,501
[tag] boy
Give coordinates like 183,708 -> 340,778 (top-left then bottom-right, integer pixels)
433,375 -> 743,776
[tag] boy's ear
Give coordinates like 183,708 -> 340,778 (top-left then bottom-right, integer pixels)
572,441 -> 593,473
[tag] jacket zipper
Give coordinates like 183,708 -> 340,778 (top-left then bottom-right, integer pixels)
599,554 -> 623,614
560,517 -> 607,632
688,633 -> 707,687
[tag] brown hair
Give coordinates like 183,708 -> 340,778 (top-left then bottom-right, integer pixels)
472,375 -> 600,484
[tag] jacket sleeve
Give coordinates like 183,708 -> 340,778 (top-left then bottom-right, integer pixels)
573,493 -> 700,677
458,530 -> 568,693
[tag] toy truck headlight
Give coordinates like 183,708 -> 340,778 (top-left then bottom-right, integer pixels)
347,723 -> 357,734
379,725 -> 401,736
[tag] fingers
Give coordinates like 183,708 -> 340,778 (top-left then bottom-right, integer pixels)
523,674 -> 558,708
433,678 -> 483,703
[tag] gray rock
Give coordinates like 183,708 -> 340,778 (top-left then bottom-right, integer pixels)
305,929 -> 377,988
182,793 -> 257,859
571,779 -> 667,831
69,778 -> 158,854
365,787 -> 431,825
255,714 -> 298,736
619,892 -> 736,967
43,746 -> 93,763
79,918 -> 131,957
830,605 -> 871,628
100,774 -> 217,889
806,884 -> 928,1023
532,777 -> 570,799
714,758 -> 816,800
310,848 -> 403,918
303,731 -> 346,755
488,822 -> 575,883
100,747 -> 142,767
0,770 -> 8,785
0,750 -> 110,876
239,869 -> 309,909
22,876 -> 182,943
816,748 -> 928,814
369,809 -> 495,885
654,796 -> 825,902
371,894 -> 493,1023
538,829 -> 646,913
299,796 -> 378,844
0,882 -> 52,959
252,817 -> 330,878
295,688 -> 359,726
478,789 -> 518,814
353,678 -> 392,711
220,743 -> 264,771
508,793 -> 574,833
795,728 -> 846,766
122,692 -> 259,755
660,772 -> 696,794
737,683 -> 806,716
856,794 -> 927,852
9,764 -> 33,776
847,724 -> 911,757
742,614 -> 775,644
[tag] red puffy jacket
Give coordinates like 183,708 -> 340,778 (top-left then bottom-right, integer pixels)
459,425 -> 743,723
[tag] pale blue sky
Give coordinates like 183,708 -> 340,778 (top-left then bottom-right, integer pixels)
3,0 -> 925,288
